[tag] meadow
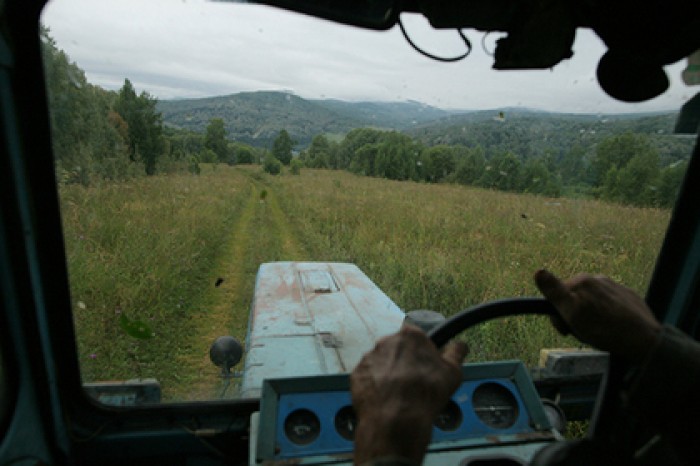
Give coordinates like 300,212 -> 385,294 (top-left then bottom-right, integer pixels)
60,165 -> 670,401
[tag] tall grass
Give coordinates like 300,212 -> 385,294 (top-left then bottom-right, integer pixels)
61,166 -> 671,398
61,169 -> 251,393
272,169 -> 669,364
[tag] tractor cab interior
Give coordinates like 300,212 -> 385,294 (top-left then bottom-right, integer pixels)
1,0 -> 700,465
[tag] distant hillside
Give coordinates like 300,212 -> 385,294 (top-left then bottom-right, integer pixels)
311,99 -> 451,129
158,91 -> 692,161
406,109 -> 690,163
158,91 -> 449,148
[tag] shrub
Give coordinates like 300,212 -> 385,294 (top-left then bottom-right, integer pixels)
290,158 -> 303,175
263,154 -> 282,175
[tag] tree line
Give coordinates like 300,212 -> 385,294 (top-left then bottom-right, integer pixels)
42,27 -> 265,184
42,26 -> 689,208
291,128 -> 689,208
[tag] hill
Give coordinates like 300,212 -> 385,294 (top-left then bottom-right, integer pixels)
157,91 -> 450,148
405,109 -> 690,163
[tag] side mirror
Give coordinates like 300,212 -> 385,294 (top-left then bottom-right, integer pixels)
209,336 -> 243,375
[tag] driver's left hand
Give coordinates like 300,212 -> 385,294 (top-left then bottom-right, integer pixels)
351,324 -> 467,465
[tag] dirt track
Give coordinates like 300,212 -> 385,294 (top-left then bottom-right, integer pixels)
175,168 -> 307,400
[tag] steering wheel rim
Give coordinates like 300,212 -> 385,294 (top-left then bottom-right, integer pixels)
427,297 -> 559,348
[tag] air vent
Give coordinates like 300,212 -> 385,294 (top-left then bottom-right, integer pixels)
300,270 -> 339,294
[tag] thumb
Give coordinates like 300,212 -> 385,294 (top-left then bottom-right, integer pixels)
442,341 -> 468,367
534,269 -> 571,309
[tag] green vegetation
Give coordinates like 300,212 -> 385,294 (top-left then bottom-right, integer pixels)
263,153 -> 282,175
204,117 -> 230,163
272,129 -> 294,165
44,25 -> 685,402
156,92 -> 452,148
62,166 -> 670,400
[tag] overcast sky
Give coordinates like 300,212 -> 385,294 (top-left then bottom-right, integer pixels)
41,0 -> 695,113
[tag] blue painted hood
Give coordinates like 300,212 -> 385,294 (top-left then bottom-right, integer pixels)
240,262 -> 405,398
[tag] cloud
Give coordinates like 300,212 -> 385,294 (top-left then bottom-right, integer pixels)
41,0 -> 691,113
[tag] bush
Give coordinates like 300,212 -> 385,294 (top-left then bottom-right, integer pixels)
290,158 -> 303,175
263,154 -> 282,175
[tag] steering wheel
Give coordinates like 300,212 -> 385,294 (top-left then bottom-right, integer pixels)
427,298 -> 639,465
427,297 -> 559,348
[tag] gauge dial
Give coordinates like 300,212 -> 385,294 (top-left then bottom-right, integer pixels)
434,399 -> 462,431
472,382 -> 519,429
284,409 -> 321,445
334,405 -> 357,441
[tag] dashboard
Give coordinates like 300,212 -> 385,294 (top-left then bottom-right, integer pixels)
250,361 -> 559,465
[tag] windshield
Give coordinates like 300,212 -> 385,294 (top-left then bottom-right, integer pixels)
40,0 -> 695,404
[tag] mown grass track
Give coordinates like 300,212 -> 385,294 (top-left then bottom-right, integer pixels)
171,167 -> 310,400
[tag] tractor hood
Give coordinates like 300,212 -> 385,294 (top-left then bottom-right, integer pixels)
239,262 -> 406,398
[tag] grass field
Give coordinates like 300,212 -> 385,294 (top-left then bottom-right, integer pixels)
60,165 -> 670,401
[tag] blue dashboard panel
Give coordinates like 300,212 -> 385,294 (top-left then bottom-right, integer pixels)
256,361 -> 555,463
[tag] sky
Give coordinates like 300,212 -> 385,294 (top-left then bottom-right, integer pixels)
40,0 -> 695,114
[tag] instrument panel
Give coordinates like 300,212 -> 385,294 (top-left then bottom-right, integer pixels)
253,361 -> 557,465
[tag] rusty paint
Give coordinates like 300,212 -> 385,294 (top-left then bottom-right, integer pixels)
240,262 -> 405,398
485,435 -> 503,444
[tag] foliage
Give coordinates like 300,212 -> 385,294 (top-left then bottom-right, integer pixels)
204,118 -> 230,163
290,158 -> 303,175
296,125 -> 687,208
114,78 -> 165,175
61,170 -> 250,392
272,130 -> 294,165
199,148 -> 218,164
304,134 -> 332,168
42,26 -> 136,184
188,155 -> 201,175
263,153 -> 282,175
234,143 -> 257,164
156,91 -> 452,148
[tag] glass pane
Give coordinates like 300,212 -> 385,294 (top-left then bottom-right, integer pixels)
40,0 -> 695,404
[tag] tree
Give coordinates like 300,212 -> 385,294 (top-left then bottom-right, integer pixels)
306,134 -> 331,168
601,151 -> 660,206
656,161 -> 687,208
272,130 -> 294,165
290,158 -> 303,175
204,118 -> 229,163
591,133 -> 655,186
422,146 -> 456,183
114,79 -> 164,175
41,26 -> 131,183
479,152 -> 522,191
449,146 -> 486,185
235,145 -> 255,164
520,157 -> 561,196
263,153 -> 282,175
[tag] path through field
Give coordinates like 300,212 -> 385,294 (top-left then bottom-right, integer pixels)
174,167 -> 308,400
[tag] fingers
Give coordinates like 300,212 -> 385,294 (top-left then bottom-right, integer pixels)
535,269 -> 577,336
549,314 -> 572,336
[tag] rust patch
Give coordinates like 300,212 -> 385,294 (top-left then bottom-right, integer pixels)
485,435 -> 503,444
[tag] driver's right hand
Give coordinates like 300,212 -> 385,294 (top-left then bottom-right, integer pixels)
534,269 -> 662,364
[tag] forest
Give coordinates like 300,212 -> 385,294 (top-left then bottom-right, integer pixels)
42,27 -> 694,209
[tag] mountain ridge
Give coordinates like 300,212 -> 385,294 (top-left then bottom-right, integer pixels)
157,90 -> 679,149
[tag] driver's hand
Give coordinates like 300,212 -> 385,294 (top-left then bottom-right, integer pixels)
351,324 -> 467,465
535,269 -> 662,364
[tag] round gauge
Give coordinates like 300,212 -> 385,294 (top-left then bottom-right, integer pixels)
284,409 -> 321,445
472,382 -> 519,429
334,405 -> 358,441
434,399 -> 462,431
